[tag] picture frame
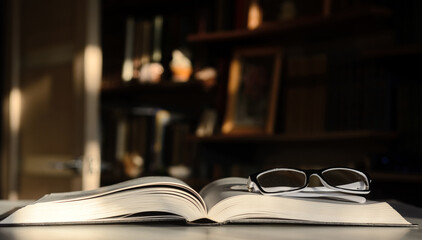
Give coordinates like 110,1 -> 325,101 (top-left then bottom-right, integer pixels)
222,47 -> 282,134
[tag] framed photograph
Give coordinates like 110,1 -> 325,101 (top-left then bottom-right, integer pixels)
222,47 -> 282,134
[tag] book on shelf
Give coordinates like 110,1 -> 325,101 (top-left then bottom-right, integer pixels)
121,15 -> 164,83
0,176 -> 413,226
283,53 -> 327,133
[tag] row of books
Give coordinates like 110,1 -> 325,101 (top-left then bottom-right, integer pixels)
282,51 -> 395,134
283,53 -> 327,133
101,108 -> 193,184
121,16 -> 161,81
281,45 -> 422,174
117,13 -> 194,83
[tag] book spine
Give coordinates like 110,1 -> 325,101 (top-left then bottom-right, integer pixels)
122,17 -> 135,81
235,0 -> 248,29
152,15 -> 163,62
132,19 -> 144,79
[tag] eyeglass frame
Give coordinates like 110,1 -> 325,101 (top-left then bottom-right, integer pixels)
247,167 -> 371,195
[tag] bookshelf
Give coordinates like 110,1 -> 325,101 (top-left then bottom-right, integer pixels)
100,0 -> 422,192
371,171 -> 422,183
360,44 -> 422,59
187,7 -> 392,44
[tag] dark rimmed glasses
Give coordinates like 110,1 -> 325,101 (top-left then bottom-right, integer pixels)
247,167 -> 371,195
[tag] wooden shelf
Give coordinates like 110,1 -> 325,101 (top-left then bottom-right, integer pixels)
101,79 -> 205,93
360,44 -> 422,59
101,80 -> 213,110
187,7 -> 392,44
188,130 -> 397,144
102,0 -> 205,15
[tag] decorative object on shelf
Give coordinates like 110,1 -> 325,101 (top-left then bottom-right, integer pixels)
170,49 -> 192,82
194,67 -> 217,89
139,62 -> 164,83
222,47 -> 282,134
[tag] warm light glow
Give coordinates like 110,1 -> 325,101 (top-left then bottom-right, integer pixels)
83,0 -> 102,190
222,121 -> 234,134
247,0 -> 262,30
83,45 -> 102,190
83,44 -> 102,190
84,45 -> 102,93
9,88 -> 22,133
8,0 -> 21,200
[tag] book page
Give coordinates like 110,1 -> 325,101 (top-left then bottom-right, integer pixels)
199,177 -> 366,205
1,176 -> 211,225
199,177 -> 250,210
1,186 -> 207,224
200,177 -> 411,226
37,176 -> 201,204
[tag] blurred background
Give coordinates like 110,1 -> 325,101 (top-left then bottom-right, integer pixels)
1,0 -> 422,207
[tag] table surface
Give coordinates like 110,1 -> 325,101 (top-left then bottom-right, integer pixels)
0,200 -> 421,240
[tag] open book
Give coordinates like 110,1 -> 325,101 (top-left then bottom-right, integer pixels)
0,177 -> 413,226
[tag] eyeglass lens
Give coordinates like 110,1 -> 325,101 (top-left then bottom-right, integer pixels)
257,169 -> 306,193
321,169 -> 369,191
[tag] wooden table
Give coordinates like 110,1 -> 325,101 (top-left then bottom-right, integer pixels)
0,200 -> 421,240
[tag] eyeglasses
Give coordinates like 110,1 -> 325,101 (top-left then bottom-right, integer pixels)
247,167 -> 371,195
